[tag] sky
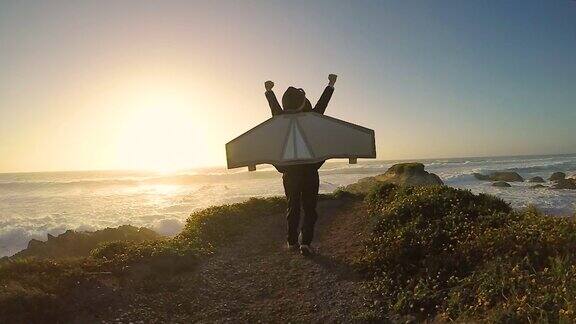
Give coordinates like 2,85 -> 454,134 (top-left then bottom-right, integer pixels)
0,0 -> 575,173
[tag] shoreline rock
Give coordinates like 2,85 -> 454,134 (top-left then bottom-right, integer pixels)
528,176 -> 545,183
492,181 -> 512,188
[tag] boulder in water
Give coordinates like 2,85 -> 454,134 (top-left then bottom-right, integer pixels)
473,173 -> 491,181
472,171 -> 524,182
492,181 -> 512,188
549,172 -> 566,181
489,172 -> 524,182
528,176 -> 545,183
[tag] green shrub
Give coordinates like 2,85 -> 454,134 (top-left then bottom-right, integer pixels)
360,183 -> 576,322
178,196 -> 285,251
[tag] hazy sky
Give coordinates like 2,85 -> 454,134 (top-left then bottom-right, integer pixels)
1,1 -> 575,172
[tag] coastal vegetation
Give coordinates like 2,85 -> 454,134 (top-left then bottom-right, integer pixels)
359,183 -> 576,322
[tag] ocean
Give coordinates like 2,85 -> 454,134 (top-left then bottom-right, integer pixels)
1,154 -> 575,257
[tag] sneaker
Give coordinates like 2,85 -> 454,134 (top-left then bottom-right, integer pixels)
299,244 -> 314,256
287,242 -> 299,251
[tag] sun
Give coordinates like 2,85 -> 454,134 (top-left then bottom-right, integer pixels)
113,88 -> 209,172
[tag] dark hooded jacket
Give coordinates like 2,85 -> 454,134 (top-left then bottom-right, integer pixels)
265,86 -> 334,173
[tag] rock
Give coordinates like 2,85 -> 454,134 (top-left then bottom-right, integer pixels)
551,178 -> 576,190
12,225 -> 161,260
473,173 -> 491,181
376,163 -> 444,185
27,239 -> 43,249
345,163 -> 443,194
489,172 -> 524,182
59,229 -> 76,239
530,184 -> 547,189
549,172 -> 566,181
492,181 -> 512,188
528,176 -> 545,183
472,171 -> 524,182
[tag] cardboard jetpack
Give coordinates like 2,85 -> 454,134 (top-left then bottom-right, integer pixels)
225,112 -> 376,171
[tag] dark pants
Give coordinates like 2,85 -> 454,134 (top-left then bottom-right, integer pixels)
282,170 -> 320,246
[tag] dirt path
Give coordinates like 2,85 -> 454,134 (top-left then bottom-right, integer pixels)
101,199 -> 371,323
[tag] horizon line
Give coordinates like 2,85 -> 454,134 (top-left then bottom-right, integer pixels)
1,151 -> 575,175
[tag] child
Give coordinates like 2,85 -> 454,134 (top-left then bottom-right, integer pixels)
264,74 -> 337,256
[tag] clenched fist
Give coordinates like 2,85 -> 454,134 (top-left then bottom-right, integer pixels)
328,74 -> 337,87
265,80 -> 274,91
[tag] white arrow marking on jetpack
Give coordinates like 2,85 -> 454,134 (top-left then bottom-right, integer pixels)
283,120 -> 312,160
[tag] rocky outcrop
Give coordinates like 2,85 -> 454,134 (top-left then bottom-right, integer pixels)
549,172 -> 566,181
551,178 -> 576,190
528,176 -> 545,183
492,181 -> 512,188
345,163 -> 443,194
378,163 -> 444,185
12,225 -> 160,260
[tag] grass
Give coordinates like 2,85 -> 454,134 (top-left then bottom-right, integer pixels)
358,183 -> 576,322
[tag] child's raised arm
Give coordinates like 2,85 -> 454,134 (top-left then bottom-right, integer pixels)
313,74 -> 337,114
264,80 -> 283,116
